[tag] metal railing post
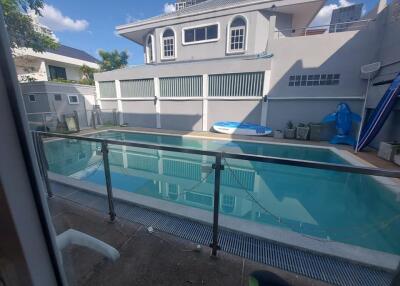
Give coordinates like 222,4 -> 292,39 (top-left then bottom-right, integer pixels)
101,141 -> 116,221
92,111 -> 97,129
210,153 -> 224,256
42,113 -> 47,131
32,132 -> 53,197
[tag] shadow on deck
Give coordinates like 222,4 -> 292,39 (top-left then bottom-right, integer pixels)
49,196 -> 328,286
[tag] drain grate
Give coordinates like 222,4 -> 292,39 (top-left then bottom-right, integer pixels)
51,182 -> 393,286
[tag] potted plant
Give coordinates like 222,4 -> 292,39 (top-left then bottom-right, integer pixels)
284,121 -> 296,139
274,129 -> 284,139
296,123 -> 310,140
309,122 -> 321,141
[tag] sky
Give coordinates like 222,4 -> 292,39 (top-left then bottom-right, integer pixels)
37,0 -> 380,66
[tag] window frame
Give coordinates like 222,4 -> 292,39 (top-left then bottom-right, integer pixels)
28,94 -> 36,102
48,65 -> 67,81
226,15 -> 248,54
182,22 -> 220,45
145,34 -> 155,64
160,27 -> 177,61
67,94 -> 79,105
54,94 -> 62,101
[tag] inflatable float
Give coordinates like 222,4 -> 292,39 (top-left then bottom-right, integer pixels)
212,121 -> 272,136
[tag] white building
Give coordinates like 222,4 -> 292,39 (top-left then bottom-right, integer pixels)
13,13 -> 99,83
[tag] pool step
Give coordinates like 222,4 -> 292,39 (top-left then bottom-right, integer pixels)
51,181 -> 393,286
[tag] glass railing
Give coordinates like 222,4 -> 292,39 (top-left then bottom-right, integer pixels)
32,131 -> 400,273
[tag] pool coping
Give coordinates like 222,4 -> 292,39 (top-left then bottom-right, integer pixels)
49,171 -> 400,271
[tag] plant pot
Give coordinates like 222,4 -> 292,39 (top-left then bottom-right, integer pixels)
296,126 -> 310,140
284,128 -> 296,139
378,142 -> 400,161
309,124 -> 321,141
274,130 -> 284,139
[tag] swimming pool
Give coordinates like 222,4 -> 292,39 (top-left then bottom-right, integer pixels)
44,130 -> 400,260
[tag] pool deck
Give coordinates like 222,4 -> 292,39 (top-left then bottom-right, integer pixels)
50,196 -> 329,286
77,126 -> 400,170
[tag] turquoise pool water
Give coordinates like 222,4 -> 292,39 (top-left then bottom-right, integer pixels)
44,131 -> 400,256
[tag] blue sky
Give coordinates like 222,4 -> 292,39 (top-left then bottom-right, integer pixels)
38,0 -> 379,66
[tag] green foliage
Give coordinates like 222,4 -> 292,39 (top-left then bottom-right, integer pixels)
79,64 -> 97,85
50,78 -> 94,86
1,0 -> 59,52
98,49 -> 129,71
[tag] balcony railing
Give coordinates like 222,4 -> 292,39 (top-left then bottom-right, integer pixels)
275,19 -> 374,39
33,131 -> 400,261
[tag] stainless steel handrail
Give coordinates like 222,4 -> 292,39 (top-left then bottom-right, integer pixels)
36,131 -> 400,178
35,130 -> 400,257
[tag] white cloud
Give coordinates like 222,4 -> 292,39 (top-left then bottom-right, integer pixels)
311,0 -> 354,26
164,3 -> 176,14
39,4 -> 89,32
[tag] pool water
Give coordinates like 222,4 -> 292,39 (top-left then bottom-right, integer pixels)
44,131 -> 400,256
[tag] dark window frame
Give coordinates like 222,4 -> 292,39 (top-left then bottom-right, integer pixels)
48,65 -> 67,81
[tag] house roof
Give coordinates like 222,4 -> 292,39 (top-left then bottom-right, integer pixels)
118,0 -> 271,29
47,44 -> 99,63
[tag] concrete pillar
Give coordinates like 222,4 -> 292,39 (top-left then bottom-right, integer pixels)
266,15 -> 277,53
94,81 -> 102,109
154,77 -> 161,128
261,70 -> 271,126
202,74 -> 209,131
115,80 -> 123,125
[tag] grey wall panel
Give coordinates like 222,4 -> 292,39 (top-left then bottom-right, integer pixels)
266,99 -> 363,140
122,101 -> 157,128
49,94 -> 88,128
160,101 -> 203,131
207,100 -> 262,130
23,94 -> 50,113
101,101 -> 119,125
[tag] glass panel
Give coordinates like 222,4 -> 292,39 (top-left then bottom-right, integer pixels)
222,157 -> 400,257
184,29 -> 195,42
206,25 -> 218,39
195,27 -> 206,41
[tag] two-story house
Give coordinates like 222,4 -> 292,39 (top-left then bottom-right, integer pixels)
94,0 -> 400,147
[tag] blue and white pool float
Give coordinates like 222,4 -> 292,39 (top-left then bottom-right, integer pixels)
212,121 -> 272,136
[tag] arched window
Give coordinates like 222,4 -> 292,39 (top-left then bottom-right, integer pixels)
228,16 -> 247,53
145,34 -> 154,63
161,28 -> 176,60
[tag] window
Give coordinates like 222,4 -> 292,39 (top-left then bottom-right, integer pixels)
161,28 -> 176,60
54,94 -> 62,101
29,94 -> 36,102
183,24 -> 219,44
68,95 -> 79,104
48,65 -> 67,80
228,16 -> 247,53
145,34 -> 154,63
289,74 -> 340,87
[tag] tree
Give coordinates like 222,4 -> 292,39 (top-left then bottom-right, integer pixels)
98,49 -> 129,71
79,64 -> 97,85
1,0 -> 58,52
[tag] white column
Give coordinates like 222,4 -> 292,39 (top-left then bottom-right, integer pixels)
202,74 -> 209,132
260,70 -> 271,126
115,80 -> 123,125
154,77 -> 161,129
94,81 -> 102,108
266,15 -> 277,52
